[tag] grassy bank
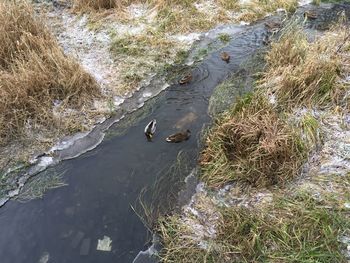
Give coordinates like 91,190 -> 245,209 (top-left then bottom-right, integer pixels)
160,193 -> 349,262
158,15 -> 350,263
0,1 -> 100,165
73,0 -> 299,29
70,0 -> 300,93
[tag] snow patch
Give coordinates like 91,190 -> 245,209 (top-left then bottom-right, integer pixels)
113,96 -> 125,107
49,132 -> 89,153
38,157 -> 54,168
171,33 -> 201,45
127,3 -> 149,18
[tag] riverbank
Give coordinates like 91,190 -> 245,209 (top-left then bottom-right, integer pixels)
0,0 -> 307,206
158,4 -> 350,262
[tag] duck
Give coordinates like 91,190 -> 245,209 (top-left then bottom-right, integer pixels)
262,35 -> 271,46
144,119 -> 156,141
179,73 -> 192,85
220,52 -> 230,63
166,129 -> 191,143
264,21 -> 281,31
304,11 -> 317,20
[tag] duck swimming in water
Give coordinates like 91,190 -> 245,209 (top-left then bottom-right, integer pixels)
179,73 -> 192,85
220,52 -> 230,63
145,119 -> 156,141
264,21 -> 281,31
304,11 -> 318,20
166,129 -> 191,143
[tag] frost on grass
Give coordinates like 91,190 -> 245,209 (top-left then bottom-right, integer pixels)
159,18 -> 350,262
292,109 -> 350,202
0,1 -> 101,170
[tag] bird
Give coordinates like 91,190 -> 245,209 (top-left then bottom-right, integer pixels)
264,21 -> 281,31
304,11 -> 317,20
262,35 -> 271,46
220,52 -> 230,63
166,129 -> 191,143
144,119 -> 156,141
179,73 -> 192,85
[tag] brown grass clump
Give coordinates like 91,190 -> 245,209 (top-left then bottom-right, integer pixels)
72,0 -> 198,12
73,0 -> 117,11
200,94 -> 306,188
263,22 -> 350,108
0,1 -> 100,144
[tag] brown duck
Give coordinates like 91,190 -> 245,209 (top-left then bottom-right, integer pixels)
166,129 -> 191,143
304,11 -> 317,20
179,73 -> 192,85
220,52 -> 230,63
264,21 -> 281,31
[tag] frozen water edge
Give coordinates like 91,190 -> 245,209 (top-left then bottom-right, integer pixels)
0,10 -> 254,206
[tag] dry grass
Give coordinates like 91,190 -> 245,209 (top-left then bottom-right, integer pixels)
72,0 -> 198,12
73,0 -> 117,10
73,0 -> 231,33
263,21 -> 350,108
73,0 -> 237,12
200,94 -> 306,188
156,4 -> 216,34
109,31 -> 182,91
158,215 -> 215,263
72,0 -> 299,33
237,0 -> 298,22
0,1 -> 100,145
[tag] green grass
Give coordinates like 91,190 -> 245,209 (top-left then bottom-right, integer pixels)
159,193 -> 350,262
218,33 -> 230,44
296,113 -> 323,148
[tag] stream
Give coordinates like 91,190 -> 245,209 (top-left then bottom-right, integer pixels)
0,3 -> 349,263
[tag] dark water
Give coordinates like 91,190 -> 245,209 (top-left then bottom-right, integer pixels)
0,3 -> 348,263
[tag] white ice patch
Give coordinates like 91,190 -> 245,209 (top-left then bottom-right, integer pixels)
276,8 -> 287,13
49,132 -> 89,153
113,96 -> 125,107
171,33 -> 201,45
142,92 -> 152,98
38,157 -> 54,168
97,236 -> 112,251
240,21 -> 250,26
298,0 -> 313,6
268,93 -> 276,105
